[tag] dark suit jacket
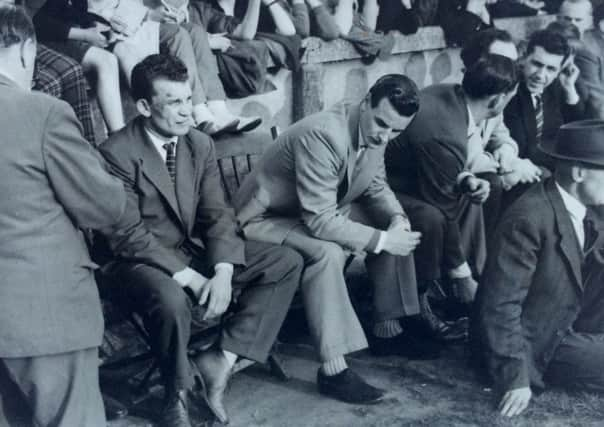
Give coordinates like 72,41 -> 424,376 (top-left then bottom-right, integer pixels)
503,81 -> 585,170
386,84 -> 469,222
0,74 -> 126,357
581,30 -> 604,119
474,178 -> 597,392
437,0 -> 493,47
99,117 -> 245,276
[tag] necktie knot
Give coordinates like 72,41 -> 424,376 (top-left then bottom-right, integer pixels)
163,142 -> 176,183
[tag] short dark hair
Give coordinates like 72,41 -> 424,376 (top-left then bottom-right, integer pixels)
595,3 -> 604,25
0,5 -> 35,49
460,28 -> 514,68
462,54 -> 518,99
368,74 -> 419,117
131,54 -> 189,102
526,29 -> 572,64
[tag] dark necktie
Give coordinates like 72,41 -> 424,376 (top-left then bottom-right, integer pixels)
534,95 -> 544,141
584,217 -> 598,254
163,142 -> 176,183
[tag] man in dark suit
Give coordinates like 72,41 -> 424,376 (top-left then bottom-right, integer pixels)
583,3 -> 604,118
234,75 -> 440,405
0,6 -> 127,426
386,54 -> 518,311
473,120 -> 604,417
99,54 -> 302,427
503,28 -> 585,171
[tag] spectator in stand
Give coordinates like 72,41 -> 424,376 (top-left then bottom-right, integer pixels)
288,0 -> 339,40
438,0 -> 495,47
503,29 -> 585,172
584,3 -> 604,118
0,6 -> 127,426
212,0 -> 297,35
29,0 -> 126,133
373,0 -> 438,35
557,0 -> 593,36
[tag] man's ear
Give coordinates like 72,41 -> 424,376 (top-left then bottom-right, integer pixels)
136,98 -> 152,118
572,164 -> 587,183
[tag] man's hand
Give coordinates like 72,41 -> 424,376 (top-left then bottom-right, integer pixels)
400,0 -> 412,9
173,267 -> 208,298
492,144 -> 517,174
461,175 -> 491,204
558,57 -> 580,104
208,33 -> 232,52
73,27 -> 109,48
382,227 -> 421,256
199,267 -> 233,320
499,387 -> 532,417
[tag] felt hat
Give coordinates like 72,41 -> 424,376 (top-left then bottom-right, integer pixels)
539,120 -> 604,168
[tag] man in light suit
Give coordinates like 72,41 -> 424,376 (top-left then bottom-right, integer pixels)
99,54 -> 302,427
473,120 -> 604,417
0,6 -> 127,426
234,75 -> 439,405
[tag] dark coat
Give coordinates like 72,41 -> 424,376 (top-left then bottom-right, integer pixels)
99,117 -> 246,276
474,178 -> 602,392
503,81 -> 586,170
0,74 -> 126,357
437,0 -> 493,47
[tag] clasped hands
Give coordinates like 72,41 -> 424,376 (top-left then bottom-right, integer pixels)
382,215 -> 422,257
173,266 -> 233,320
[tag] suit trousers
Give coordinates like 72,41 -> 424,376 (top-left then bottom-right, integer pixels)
107,241 -> 301,391
281,223 -> 419,362
0,347 -> 105,427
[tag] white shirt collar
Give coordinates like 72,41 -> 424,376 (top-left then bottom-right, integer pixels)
145,128 -> 178,162
466,104 -> 478,137
555,181 -> 587,247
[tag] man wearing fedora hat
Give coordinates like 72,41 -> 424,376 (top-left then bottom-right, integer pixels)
473,119 -> 604,417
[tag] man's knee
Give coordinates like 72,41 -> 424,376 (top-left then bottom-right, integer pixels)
312,241 -> 346,268
410,202 -> 446,237
152,284 -> 191,325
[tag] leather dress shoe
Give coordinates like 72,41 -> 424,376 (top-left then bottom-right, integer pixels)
194,349 -> 232,424
317,368 -> 385,404
402,292 -> 468,343
102,394 -> 128,420
370,332 -> 442,360
160,389 -> 192,427
235,116 -> 262,132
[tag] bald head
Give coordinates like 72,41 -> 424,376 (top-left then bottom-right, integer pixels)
558,0 -> 593,36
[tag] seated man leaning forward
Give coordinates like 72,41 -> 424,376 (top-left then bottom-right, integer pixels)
99,53 -> 303,427
234,74 -> 438,405
473,120 -> 604,417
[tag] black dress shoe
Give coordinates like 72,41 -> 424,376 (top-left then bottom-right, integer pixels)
370,332 -> 442,360
160,390 -> 192,427
317,368 -> 385,404
102,394 -> 128,420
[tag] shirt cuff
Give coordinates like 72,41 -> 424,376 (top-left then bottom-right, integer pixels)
172,267 -> 194,286
374,231 -> 388,254
214,263 -> 234,275
457,171 -> 475,186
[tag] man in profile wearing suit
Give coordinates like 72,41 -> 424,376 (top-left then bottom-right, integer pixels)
473,120 -> 604,417
0,6 -> 127,426
99,54 -> 302,427
234,75 -> 441,405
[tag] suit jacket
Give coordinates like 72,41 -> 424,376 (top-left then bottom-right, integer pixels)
580,30 -> 604,119
99,117 -> 245,276
474,178 -> 599,392
233,101 -> 405,253
0,74 -> 126,357
503,81 -> 585,170
386,84 -> 469,221
467,113 -> 518,174
437,0 -> 493,47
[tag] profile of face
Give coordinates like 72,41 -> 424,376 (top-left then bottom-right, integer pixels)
358,96 -> 414,148
137,78 -> 193,138
558,1 -> 593,36
522,46 -> 565,95
577,167 -> 604,206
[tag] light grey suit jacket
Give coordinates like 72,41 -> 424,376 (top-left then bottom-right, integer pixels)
233,101 -> 405,252
0,74 -> 126,357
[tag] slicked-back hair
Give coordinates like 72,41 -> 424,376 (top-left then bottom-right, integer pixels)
131,53 -> 189,102
526,29 -> 572,64
368,74 -> 420,117
462,54 -> 518,99
460,28 -> 514,68
0,5 -> 35,49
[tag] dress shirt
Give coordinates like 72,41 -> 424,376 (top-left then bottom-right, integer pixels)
556,181 -> 587,249
145,128 -> 178,162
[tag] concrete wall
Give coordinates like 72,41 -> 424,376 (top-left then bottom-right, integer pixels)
226,15 -> 554,133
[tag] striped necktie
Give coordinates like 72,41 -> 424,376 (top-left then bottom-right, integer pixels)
163,142 -> 176,183
534,95 -> 544,141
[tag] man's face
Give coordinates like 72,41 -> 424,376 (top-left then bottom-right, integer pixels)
488,40 -> 519,61
558,1 -> 593,36
578,167 -> 604,205
522,46 -> 565,95
143,78 -> 193,138
359,97 -> 414,148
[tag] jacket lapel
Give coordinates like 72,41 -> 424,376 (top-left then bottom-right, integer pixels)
519,83 -> 537,152
547,179 -> 584,291
175,135 -> 196,234
135,120 -> 184,225
345,104 -> 361,194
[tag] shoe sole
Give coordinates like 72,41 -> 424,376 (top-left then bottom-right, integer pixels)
318,388 -> 386,405
236,117 -> 262,133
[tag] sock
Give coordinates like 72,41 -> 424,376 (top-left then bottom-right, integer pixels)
373,319 -> 403,338
448,261 -> 472,279
321,356 -> 347,376
222,349 -> 238,368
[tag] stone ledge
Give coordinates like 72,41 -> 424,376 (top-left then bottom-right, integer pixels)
300,14 -> 555,65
